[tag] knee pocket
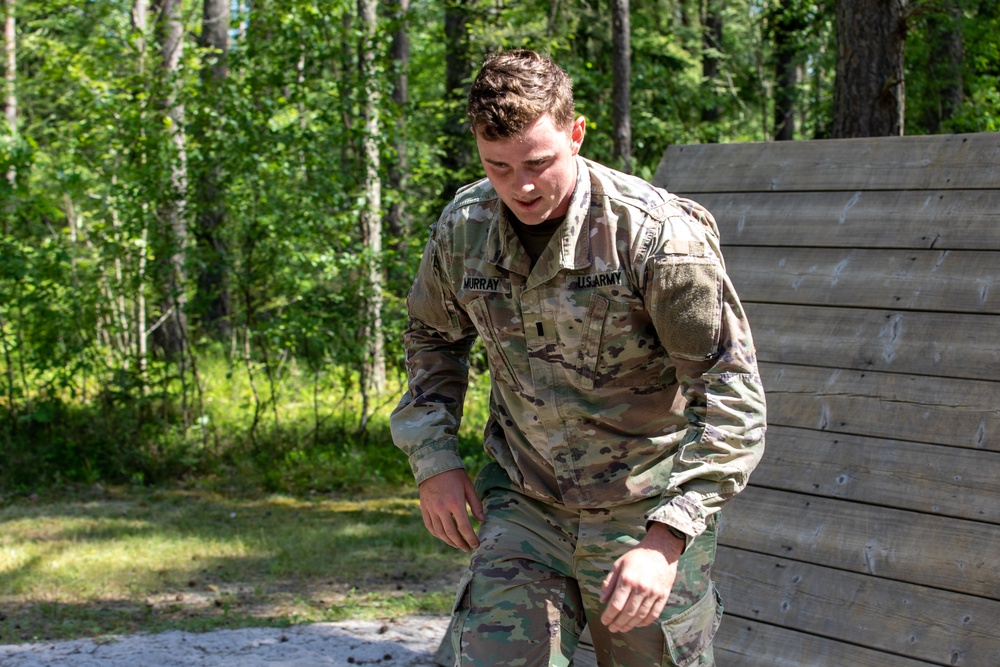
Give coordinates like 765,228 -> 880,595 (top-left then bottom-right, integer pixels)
661,583 -> 722,667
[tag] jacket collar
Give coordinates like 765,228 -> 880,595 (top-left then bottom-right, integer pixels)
484,156 -> 593,286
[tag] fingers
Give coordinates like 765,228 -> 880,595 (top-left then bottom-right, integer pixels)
418,470 -> 483,552
599,549 -> 676,633
600,576 -> 665,633
465,479 -> 486,522
422,500 -> 479,551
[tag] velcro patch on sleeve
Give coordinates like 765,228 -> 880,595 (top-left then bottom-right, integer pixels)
407,239 -> 461,332
650,258 -> 722,360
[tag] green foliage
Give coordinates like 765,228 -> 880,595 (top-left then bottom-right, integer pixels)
2,0 -> 998,495
0,345 -> 493,496
907,0 -> 1000,134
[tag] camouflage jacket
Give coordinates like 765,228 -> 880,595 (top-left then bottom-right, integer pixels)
390,157 -> 766,542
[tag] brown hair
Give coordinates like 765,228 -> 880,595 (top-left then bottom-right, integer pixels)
467,49 -> 575,141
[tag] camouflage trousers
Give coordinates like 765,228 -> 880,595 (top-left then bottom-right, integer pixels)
448,463 -> 722,667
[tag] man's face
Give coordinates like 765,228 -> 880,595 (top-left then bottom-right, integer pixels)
475,114 -> 586,226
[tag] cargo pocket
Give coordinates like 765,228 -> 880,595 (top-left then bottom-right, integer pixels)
449,569 -> 474,663
661,583 -> 723,667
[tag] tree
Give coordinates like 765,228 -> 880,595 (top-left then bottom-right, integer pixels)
440,0 -> 477,202
386,0 -> 409,252
132,0 -> 151,382
358,0 -> 385,398
909,3 -> 964,134
832,0 -> 908,137
4,0 -> 14,206
610,0 -> 632,173
152,0 -> 190,357
768,1 -> 809,140
701,0 -> 724,139
194,0 -> 232,337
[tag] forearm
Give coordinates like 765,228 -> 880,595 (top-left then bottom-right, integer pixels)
390,325 -> 477,483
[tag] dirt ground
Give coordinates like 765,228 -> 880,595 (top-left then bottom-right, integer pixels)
0,616 -> 451,667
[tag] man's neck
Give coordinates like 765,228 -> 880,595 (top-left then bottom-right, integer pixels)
508,209 -> 565,268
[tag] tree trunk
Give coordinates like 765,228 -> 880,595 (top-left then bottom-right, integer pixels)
1,0 -> 14,421
153,0 -> 189,358
610,0 -> 632,174
132,0 -> 150,384
194,0 -> 232,338
132,0 -> 148,55
386,0 -> 409,249
358,0 -> 385,397
832,0 -> 907,137
919,6 -> 963,133
440,0 -> 476,202
4,0 -> 13,145
701,0 -> 724,141
547,0 -> 561,38
770,3 -> 806,141
4,0 -> 15,231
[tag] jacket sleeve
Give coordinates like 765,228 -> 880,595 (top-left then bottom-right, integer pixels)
390,233 -> 479,484
641,200 -> 767,545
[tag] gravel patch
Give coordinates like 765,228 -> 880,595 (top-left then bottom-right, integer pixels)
0,616 -> 451,667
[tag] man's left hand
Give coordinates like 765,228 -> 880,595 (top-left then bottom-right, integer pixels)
599,523 -> 685,633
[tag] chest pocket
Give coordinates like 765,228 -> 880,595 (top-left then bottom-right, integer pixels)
466,297 -> 523,392
576,294 -> 667,390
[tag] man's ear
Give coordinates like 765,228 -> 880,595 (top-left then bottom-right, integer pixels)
570,116 -> 586,154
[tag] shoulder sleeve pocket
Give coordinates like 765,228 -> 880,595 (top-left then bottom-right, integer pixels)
648,257 -> 722,361
407,238 -> 464,334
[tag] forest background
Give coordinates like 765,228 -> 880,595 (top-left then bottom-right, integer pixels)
1,0 -> 998,497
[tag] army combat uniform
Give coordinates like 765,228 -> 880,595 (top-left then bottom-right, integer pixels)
391,157 -> 766,667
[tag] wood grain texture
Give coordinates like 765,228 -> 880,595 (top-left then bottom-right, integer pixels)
748,425 -> 1000,522
714,547 -> 1000,666
651,134 -> 1000,666
725,247 -> 1000,314
746,303 -> 1000,381
654,133 -> 1000,193
760,362 -> 1000,451
689,190 -> 1000,250
716,618 -> 937,667
720,487 -> 1000,598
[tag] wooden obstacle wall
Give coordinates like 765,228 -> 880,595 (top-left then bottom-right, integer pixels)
653,133 -> 1000,667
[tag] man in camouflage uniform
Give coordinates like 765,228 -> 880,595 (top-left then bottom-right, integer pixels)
391,49 -> 766,667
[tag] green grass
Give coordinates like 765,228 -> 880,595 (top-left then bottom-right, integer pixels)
0,484 -> 469,644
0,351 -> 494,644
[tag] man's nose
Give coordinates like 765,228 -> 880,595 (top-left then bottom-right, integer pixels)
515,171 -> 535,193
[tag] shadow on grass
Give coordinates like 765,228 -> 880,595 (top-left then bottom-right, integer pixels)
0,487 -> 466,643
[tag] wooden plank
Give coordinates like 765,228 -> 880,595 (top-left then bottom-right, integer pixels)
654,133 -> 1000,193
720,487 -> 1000,598
726,247 -> 1000,314
748,425 -> 1000,523
716,618 -> 936,667
747,303 -> 1000,382
689,190 -> 1000,251
714,547 -> 1000,666
760,362 -> 1000,452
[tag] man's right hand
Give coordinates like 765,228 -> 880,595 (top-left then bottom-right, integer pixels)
418,469 -> 486,552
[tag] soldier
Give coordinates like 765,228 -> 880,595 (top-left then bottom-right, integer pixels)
391,49 -> 766,666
